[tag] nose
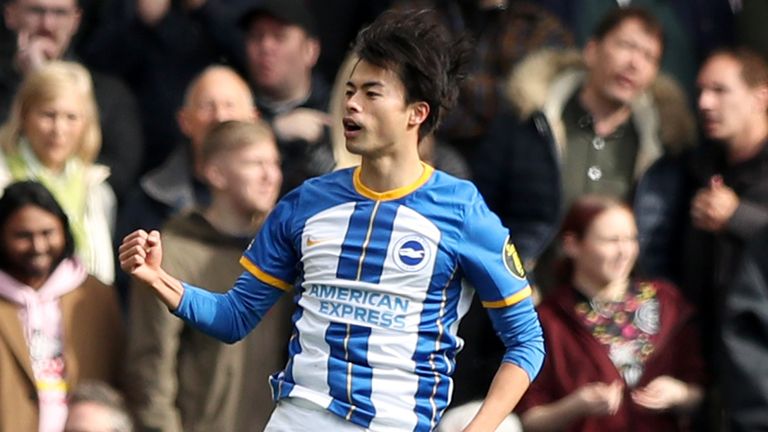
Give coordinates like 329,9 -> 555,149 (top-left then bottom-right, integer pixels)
345,92 -> 361,113
698,90 -> 714,111
31,235 -> 48,254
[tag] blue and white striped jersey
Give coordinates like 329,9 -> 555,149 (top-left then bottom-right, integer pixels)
175,163 -> 543,431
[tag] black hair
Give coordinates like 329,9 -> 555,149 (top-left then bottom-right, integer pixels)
592,6 -> 664,49
0,181 -> 75,267
352,9 -> 472,140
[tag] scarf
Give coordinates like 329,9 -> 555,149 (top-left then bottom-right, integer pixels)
5,140 -> 91,269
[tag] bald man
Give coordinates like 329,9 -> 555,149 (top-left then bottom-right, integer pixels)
115,65 -> 258,297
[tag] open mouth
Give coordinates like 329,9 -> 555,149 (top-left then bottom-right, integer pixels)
343,117 -> 362,132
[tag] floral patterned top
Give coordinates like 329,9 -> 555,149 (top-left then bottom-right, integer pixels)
574,282 -> 660,387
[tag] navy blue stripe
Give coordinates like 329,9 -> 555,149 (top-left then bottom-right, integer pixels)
412,261 -> 460,431
358,202 -> 398,283
324,323 -> 376,427
336,202 -> 372,280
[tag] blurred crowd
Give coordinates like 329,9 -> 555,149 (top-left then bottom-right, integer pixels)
0,0 -> 765,431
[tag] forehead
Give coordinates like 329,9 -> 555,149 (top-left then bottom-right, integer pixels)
347,60 -> 404,89
192,71 -> 249,101
588,207 -> 635,233
18,0 -> 78,8
602,18 -> 662,50
698,55 -> 744,84
5,205 -> 62,231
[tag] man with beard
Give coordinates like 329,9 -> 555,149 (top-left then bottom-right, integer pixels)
0,181 -> 124,431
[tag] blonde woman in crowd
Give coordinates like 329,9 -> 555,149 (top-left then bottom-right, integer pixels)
0,61 -> 115,284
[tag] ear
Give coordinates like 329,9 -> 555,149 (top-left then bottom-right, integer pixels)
201,160 -> 227,190
71,7 -> 82,33
303,37 -> 321,69
754,84 -> 768,114
407,101 -> 430,128
177,109 -> 192,137
583,39 -> 598,69
561,233 -> 580,259
4,2 -> 18,31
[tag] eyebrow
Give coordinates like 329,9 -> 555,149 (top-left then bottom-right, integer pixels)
346,81 -> 385,90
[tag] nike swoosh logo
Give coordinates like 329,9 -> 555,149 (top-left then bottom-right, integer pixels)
307,237 -> 332,247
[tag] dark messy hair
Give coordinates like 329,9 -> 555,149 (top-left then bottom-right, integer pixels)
352,9 -> 472,140
0,181 -> 75,269
592,6 -> 664,49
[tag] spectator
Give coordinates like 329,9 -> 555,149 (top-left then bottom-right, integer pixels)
475,6 -> 695,285
118,65 -> 256,244
0,61 -> 116,284
392,0 -> 575,154
64,380 -> 134,432
239,0 -> 335,194
517,194 -> 705,432
1,0 -> 144,201
82,0 -> 245,174
537,0 -> 734,100
681,46 -> 768,429
0,181 -> 124,432
125,120 -> 291,432
722,225 -> 768,432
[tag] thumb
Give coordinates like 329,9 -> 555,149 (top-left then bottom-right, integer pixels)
145,230 -> 163,265
710,174 -> 724,189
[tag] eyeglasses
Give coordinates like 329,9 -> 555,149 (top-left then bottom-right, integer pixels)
22,5 -> 78,20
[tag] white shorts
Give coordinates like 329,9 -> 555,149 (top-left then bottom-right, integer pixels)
264,398 -> 369,432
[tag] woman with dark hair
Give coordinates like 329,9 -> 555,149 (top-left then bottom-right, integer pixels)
516,195 -> 705,432
0,181 -> 124,432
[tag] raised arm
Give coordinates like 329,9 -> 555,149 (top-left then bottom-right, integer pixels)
119,229 -> 184,310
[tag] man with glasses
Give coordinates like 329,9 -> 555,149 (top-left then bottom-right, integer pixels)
0,0 -> 144,202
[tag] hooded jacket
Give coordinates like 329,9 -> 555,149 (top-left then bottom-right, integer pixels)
474,49 -> 696,280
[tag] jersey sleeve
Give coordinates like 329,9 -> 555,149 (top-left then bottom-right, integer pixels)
240,189 -> 302,291
458,196 -> 532,308
458,194 -> 544,380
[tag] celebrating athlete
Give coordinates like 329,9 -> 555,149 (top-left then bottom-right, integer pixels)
119,9 -> 544,432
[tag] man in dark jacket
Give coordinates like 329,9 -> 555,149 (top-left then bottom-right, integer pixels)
239,0 -> 334,195
722,226 -> 768,432
682,47 -> 768,431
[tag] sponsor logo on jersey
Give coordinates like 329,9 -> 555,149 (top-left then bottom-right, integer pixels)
503,236 -> 526,280
393,235 -> 430,271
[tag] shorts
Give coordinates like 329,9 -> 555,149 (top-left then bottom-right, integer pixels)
264,397 -> 369,432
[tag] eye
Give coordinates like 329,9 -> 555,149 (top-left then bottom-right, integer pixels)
366,91 -> 380,98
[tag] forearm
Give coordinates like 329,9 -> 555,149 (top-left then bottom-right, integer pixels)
463,363 -> 530,432
172,272 -> 285,343
521,395 -> 588,432
726,201 -> 768,240
147,268 -> 185,310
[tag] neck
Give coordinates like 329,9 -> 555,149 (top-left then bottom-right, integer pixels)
203,200 -> 264,237
727,117 -> 768,164
573,272 -> 629,302
579,84 -> 633,137
358,144 -> 424,193
8,271 -> 48,290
